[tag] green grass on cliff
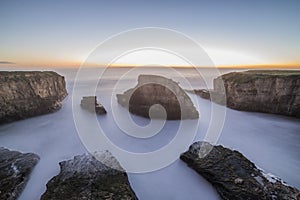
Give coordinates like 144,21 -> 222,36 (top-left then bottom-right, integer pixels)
0,71 -> 61,81
220,70 -> 300,84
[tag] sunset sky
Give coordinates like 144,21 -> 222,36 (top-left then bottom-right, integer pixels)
0,0 -> 300,68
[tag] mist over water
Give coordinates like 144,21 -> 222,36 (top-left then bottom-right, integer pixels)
0,67 -> 299,200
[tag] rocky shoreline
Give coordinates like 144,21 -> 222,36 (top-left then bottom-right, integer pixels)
192,70 -> 300,118
0,148 -> 138,200
2,142 -> 299,200
0,71 -> 68,124
1,71 -> 299,199
0,147 -> 40,200
41,152 -> 138,200
181,142 -> 300,200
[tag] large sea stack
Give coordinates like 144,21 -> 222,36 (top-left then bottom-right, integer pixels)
117,74 -> 199,120
195,70 -> 300,117
181,142 -> 300,200
0,71 -> 68,124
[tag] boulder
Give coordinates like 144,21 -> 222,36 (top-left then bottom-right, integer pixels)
0,147 -> 40,200
180,142 -> 300,200
0,71 -> 68,124
80,96 -> 106,115
41,151 -> 138,200
117,75 -> 199,120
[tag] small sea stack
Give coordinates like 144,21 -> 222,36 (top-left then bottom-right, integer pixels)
80,96 -> 106,115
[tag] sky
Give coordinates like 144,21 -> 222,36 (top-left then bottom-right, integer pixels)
0,0 -> 300,68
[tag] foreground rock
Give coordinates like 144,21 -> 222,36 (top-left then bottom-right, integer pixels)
181,142 -> 300,200
0,71 -> 68,124
117,74 -> 199,120
41,152 -> 138,200
80,96 -> 107,115
0,147 -> 40,200
194,70 -> 300,118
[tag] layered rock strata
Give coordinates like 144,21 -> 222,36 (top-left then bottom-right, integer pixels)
193,70 -> 300,117
0,71 -> 67,124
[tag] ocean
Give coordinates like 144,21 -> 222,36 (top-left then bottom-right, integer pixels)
0,67 -> 299,200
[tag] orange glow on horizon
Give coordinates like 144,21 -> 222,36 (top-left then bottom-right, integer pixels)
1,61 -> 299,69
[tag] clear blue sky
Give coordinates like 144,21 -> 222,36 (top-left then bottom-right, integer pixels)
1,0 -> 300,67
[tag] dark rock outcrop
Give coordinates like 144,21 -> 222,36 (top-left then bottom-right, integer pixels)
191,89 -> 211,99
194,70 -> 300,117
190,89 -> 226,105
180,142 -> 300,200
117,74 -> 199,120
0,147 -> 40,200
0,71 -> 68,124
41,152 -> 138,200
80,96 -> 106,115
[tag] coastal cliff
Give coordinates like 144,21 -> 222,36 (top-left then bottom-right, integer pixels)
0,71 -> 67,124
117,74 -> 199,120
195,70 -> 300,117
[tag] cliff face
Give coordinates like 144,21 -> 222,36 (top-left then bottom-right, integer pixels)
117,75 -> 199,120
0,71 -> 67,124
213,70 -> 300,117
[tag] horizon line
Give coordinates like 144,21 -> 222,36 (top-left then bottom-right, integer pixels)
1,63 -> 300,69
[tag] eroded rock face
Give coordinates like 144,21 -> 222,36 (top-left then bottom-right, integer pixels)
80,96 -> 107,115
196,70 -> 300,118
117,75 -> 199,120
41,152 -> 138,200
0,147 -> 40,200
0,71 -> 68,124
180,142 -> 300,200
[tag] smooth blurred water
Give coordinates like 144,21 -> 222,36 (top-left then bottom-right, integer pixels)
0,67 -> 299,200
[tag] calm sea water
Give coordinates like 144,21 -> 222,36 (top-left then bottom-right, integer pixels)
0,67 -> 299,200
